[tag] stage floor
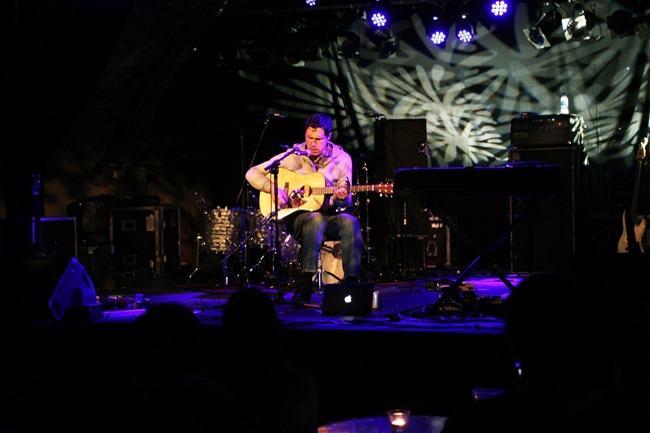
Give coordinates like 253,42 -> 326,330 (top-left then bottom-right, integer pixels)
92,268 -> 522,334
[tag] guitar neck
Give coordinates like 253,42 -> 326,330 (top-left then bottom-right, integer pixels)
630,138 -> 647,221
311,185 -> 389,195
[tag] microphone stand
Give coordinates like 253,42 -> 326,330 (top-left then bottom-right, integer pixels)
234,117 -> 271,289
263,147 -> 300,303
360,162 -> 374,278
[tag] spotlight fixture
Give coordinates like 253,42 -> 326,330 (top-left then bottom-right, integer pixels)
489,0 -> 509,18
338,32 -> 361,58
368,0 -> 391,29
378,37 -> 399,59
606,9 -> 650,39
606,9 -> 634,37
564,7 -> 601,41
284,43 -> 322,67
456,14 -> 476,43
305,0 -> 317,6
427,15 -> 448,46
523,2 -> 561,49
337,19 -> 368,59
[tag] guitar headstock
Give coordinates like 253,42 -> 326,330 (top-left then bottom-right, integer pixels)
376,182 -> 393,196
639,137 -> 648,160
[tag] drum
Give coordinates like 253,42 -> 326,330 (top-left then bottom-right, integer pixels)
202,206 -> 245,253
280,232 -> 301,279
202,206 -> 290,254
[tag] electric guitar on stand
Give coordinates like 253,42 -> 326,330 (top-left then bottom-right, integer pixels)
618,137 -> 648,253
258,168 -> 393,220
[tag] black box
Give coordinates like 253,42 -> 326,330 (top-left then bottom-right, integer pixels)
511,114 -> 585,148
110,206 -> 179,277
508,146 -> 587,272
0,217 -> 77,260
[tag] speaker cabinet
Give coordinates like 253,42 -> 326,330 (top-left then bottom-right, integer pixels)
0,217 -> 77,260
110,205 -> 180,277
508,146 -> 586,272
373,119 -> 430,273
0,256 -> 101,324
374,119 -> 428,175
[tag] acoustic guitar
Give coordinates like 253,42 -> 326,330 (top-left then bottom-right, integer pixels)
618,137 -> 648,253
259,168 -> 393,220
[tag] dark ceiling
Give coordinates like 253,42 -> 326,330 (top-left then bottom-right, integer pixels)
2,0 -> 648,212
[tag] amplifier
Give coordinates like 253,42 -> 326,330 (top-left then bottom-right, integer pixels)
511,114 -> 582,148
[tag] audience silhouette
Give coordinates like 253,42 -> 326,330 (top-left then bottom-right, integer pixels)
610,315 -> 650,431
216,286 -> 318,433
442,271 -> 620,433
124,302 -> 232,433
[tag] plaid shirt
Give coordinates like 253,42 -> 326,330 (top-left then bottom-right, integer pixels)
246,141 -> 354,211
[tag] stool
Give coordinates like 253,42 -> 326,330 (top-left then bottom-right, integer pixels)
315,240 -> 344,293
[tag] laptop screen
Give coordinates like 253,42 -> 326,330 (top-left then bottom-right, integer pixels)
321,282 -> 374,316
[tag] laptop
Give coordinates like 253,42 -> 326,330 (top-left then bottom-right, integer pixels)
321,282 -> 375,316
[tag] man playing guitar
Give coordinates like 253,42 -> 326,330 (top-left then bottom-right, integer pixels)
246,113 -> 363,304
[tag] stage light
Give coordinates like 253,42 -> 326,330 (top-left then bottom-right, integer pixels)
378,37 -> 399,59
368,0 -> 391,29
489,0 -> 509,18
563,7 -> 602,41
607,9 -> 650,39
456,14 -> 475,43
607,9 -> 634,37
523,3 -> 562,49
427,15 -> 448,46
305,0 -> 317,6
338,32 -> 361,58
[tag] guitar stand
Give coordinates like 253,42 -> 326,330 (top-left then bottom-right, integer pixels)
407,198 -> 538,318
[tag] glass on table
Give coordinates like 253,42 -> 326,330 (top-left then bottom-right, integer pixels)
387,409 -> 410,432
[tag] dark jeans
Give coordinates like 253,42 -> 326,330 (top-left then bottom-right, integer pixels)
290,211 -> 362,278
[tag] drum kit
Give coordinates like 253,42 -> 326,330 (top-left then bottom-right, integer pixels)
199,205 -> 302,285
195,205 -> 347,287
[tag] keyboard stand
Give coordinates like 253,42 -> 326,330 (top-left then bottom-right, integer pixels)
420,198 -> 540,315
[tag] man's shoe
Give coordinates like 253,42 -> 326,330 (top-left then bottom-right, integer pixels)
291,272 -> 314,304
291,286 -> 312,304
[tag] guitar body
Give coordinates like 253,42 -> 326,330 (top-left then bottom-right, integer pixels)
259,169 -> 327,220
258,167 -> 393,221
618,137 -> 648,253
618,211 -> 646,253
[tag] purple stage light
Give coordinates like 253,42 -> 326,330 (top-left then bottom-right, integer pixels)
430,30 -> 447,45
370,11 -> 388,28
428,15 -> 448,46
457,28 -> 473,43
456,15 -> 475,43
490,1 -> 509,17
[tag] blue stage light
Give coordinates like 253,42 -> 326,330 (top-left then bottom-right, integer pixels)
370,11 -> 389,28
456,15 -> 475,43
490,1 -> 509,18
428,16 -> 448,46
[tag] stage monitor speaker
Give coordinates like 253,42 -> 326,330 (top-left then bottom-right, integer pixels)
373,119 -> 431,273
0,256 -> 102,325
374,119 -> 428,176
508,146 -> 586,272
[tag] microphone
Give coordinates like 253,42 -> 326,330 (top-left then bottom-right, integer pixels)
292,146 -> 310,156
364,112 -> 385,118
261,112 -> 286,119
